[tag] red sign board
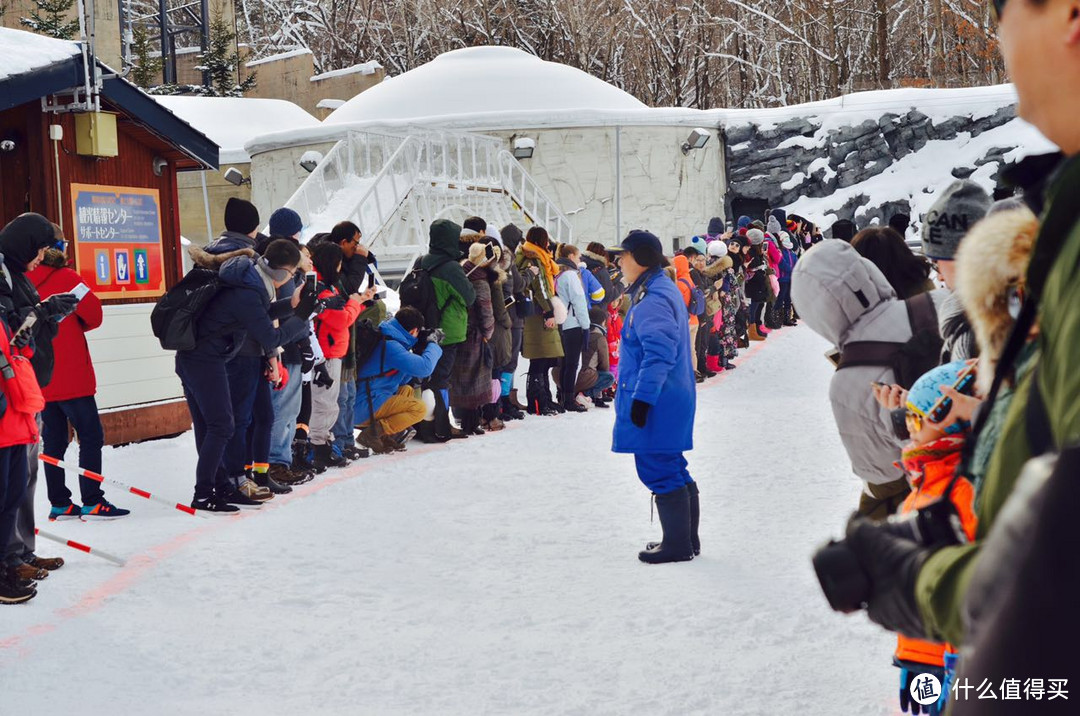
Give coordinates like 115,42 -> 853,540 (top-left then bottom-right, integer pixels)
70,183 -> 166,300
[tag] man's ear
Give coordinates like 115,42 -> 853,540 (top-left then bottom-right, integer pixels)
1067,3 -> 1080,44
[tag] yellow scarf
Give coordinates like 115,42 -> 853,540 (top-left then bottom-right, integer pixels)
519,241 -> 560,296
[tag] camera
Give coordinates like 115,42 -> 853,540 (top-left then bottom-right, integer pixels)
812,499 -> 968,613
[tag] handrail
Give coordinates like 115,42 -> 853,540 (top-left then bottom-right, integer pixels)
496,150 -> 573,244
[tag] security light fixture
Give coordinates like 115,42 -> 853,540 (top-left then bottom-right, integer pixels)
223,167 -> 250,186
299,150 -> 324,173
152,156 -> 168,177
0,140 -> 14,152
512,137 -> 535,160
681,128 -> 711,155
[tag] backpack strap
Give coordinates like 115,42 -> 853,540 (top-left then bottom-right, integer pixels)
904,291 -> 939,336
837,341 -> 904,370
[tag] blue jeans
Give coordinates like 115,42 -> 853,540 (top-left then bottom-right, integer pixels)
634,453 -> 695,495
333,377 -> 357,453
41,396 -> 105,507
269,362 -> 303,466
585,371 -> 615,398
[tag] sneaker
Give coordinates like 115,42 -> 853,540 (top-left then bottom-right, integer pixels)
0,568 -> 37,604
191,495 -> 240,514
49,503 -> 82,521
392,427 -> 417,446
238,479 -> 273,503
343,446 -> 369,461
590,396 -> 610,409
81,500 -> 131,520
269,464 -> 312,486
220,485 -> 264,510
575,394 -> 592,410
253,470 -> 292,495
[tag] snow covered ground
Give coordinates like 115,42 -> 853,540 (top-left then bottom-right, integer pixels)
0,326 -> 900,715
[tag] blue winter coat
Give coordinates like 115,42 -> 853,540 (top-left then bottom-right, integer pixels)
779,248 -> 798,282
612,268 -> 696,454
184,256 -> 305,361
353,318 -> 443,426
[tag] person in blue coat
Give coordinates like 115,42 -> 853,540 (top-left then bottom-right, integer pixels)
354,307 -> 444,454
609,230 -> 699,564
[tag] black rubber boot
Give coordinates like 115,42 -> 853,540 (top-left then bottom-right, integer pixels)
418,390 -> 452,443
639,486 -> 694,564
526,374 -> 557,416
500,395 -> 525,421
688,482 -> 700,556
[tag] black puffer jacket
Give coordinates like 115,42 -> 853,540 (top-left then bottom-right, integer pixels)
0,213 -> 62,386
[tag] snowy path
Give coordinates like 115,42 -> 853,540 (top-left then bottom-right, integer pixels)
1,326 -> 899,715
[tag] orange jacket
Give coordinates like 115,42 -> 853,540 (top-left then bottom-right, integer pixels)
0,323 -> 41,449
894,441 -> 977,665
672,255 -> 699,327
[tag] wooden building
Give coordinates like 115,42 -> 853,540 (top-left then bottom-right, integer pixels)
0,28 -> 218,444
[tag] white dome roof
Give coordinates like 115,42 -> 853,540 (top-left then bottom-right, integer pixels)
325,46 -> 646,125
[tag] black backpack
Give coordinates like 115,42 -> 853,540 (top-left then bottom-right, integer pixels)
352,318 -> 386,369
398,257 -> 450,330
150,267 -> 222,351
836,291 -> 943,389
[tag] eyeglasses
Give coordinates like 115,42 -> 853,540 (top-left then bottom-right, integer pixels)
905,410 -> 925,435
989,0 -> 1006,22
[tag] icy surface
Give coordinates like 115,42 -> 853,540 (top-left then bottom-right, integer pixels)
153,96 -> 320,163
0,27 -> 81,81
0,326 -> 898,714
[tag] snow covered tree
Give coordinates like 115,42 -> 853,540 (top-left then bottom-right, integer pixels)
193,8 -> 256,96
129,23 -> 163,89
20,0 -> 80,40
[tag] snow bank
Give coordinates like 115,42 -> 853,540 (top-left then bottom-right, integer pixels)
153,96 -> 320,163
0,27 -> 81,81
245,48 -> 312,68
311,61 -> 382,81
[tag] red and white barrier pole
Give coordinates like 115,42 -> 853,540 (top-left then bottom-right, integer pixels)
39,456 -> 206,519
34,528 -> 126,567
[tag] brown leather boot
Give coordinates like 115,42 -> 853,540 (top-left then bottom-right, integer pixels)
509,388 -> 528,411
748,324 -> 767,341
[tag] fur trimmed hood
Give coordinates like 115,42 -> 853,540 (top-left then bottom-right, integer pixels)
582,250 -> 608,266
41,247 -> 68,268
189,244 -> 256,270
955,207 -> 1039,394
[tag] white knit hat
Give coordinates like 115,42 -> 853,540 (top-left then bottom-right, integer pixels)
707,240 -> 728,258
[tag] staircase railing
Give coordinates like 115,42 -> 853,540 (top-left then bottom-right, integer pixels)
497,150 -> 573,244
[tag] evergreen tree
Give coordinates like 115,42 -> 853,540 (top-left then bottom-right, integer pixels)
193,10 -> 256,97
20,0 -> 80,40
130,23 -> 163,89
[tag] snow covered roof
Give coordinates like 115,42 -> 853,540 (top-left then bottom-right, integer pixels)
246,48 -> 313,68
325,46 -> 646,126
311,61 -> 382,82
0,27 -> 82,81
153,96 -> 319,163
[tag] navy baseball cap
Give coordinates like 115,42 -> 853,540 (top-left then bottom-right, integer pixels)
607,230 -> 662,255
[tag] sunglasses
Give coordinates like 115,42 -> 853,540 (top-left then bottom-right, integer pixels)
990,0 -> 1006,22
905,410 -> 925,435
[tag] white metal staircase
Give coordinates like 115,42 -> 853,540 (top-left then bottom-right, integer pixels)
282,130 -> 573,277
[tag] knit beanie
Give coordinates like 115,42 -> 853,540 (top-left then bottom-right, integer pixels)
685,236 -> 708,256
0,213 -> 59,270
746,228 -> 765,246
501,223 -> 523,252
737,216 -> 751,229
707,240 -> 728,258
707,217 -> 725,236
750,219 -> 766,231
268,207 -> 303,238
767,215 -> 783,237
922,180 -> 992,260
770,208 -> 787,225
224,198 -> 260,235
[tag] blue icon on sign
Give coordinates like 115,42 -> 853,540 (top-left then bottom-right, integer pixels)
134,249 -> 149,284
115,250 -> 130,284
95,250 -> 110,284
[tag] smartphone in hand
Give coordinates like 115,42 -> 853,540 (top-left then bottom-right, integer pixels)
71,283 -> 91,301
305,272 -> 318,294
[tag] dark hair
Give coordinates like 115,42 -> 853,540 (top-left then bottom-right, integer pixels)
852,227 -> 932,299
586,241 -> 607,258
463,216 -> 487,233
328,221 -> 360,244
396,306 -> 425,332
556,243 -> 579,260
312,242 -> 343,286
888,214 -> 911,234
525,226 -> 550,250
264,239 -> 301,270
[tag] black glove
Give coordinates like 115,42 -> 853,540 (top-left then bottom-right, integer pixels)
896,659 -> 946,715
320,295 -> 347,311
845,517 -> 931,638
630,399 -> 650,428
312,362 -> 334,389
426,328 -> 446,346
294,285 -> 318,320
38,293 -> 80,322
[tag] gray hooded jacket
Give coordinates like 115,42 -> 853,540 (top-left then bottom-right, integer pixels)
791,240 -> 949,487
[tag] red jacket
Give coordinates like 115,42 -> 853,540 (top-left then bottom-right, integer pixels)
314,284 -> 362,359
0,324 -> 40,449
27,264 -> 103,402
